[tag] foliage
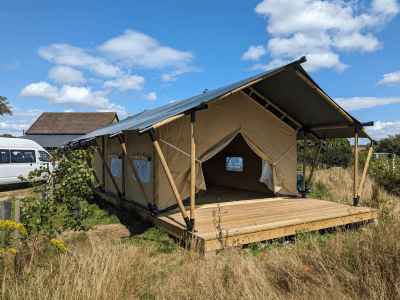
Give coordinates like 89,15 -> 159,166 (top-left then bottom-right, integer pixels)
0,96 -> 11,116
21,149 -> 95,238
49,239 -> 68,253
368,155 -> 400,196
375,134 -> 400,156
308,181 -> 330,200
298,138 -> 352,168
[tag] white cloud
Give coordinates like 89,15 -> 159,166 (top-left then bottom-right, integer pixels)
372,0 -> 399,16
39,44 -> 121,77
20,81 -> 126,115
248,0 -> 398,71
99,30 -> 193,70
20,81 -> 59,99
161,65 -> 200,82
366,120 -> 400,140
48,65 -> 86,84
333,32 -> 381,52
378,71 -> 400,85
242,45 -> 266,61
103,75 -> 145,91
336,96 -> 400,111
145,92 -> 157,101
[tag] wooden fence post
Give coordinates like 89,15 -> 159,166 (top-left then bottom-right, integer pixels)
14,199 -> 20,223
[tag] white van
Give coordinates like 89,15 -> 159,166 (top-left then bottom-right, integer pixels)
0,137 -> 51,185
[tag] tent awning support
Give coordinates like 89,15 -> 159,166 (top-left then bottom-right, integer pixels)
353,128 -> 360,206
149,129 -> 193,231
357,142 -> 374,200
190,111 -> 196,231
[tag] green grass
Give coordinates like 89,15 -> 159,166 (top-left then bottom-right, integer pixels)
83,202 -> 120,227
124,227 -> 178,254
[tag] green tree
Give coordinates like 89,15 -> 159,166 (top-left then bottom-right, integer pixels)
0,96 -> 11,115
375,134 -> 400,156
298,138 -> 352,168
21,149 -> 95,237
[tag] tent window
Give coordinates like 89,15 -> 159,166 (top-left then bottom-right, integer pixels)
225,156 -> 244,172
110,155 -> 122,177
132,158 -> 152,183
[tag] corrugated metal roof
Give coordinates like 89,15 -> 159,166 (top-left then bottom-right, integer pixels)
67,57 -> 371,148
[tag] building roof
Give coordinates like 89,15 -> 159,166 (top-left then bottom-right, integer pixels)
23,134 -> 82,149
25,112 -> 118,135
67,57 -> 372,149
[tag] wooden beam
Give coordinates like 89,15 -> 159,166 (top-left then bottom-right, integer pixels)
353,130 -> 359,206
357,144 -> 373,199
95,141 -> 123,200
150,114 -> 185,130
302,133 -> 307,197
101,136 -> 106,189
190,111 -> 196,230
149,129 -> 192,230
248,87 -> 302,129
118,134 -> 151,205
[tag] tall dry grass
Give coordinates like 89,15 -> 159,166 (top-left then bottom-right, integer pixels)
3,167 -> 400,300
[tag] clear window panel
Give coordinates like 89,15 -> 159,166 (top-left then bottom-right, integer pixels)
225,156 -> 244,172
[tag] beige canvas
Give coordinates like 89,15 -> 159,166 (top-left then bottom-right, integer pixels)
155,91 -> 298,209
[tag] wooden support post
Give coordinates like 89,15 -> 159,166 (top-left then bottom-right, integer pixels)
118,134 -> 151,206
190,111 -> 196,231
149,129 -> 192,230
95,141 -> 123,200
357,143 -> 373,199
353,129 -> 359,206
14,199 -> 20,223
101,136 -> 106,190
302,132 -> 307,197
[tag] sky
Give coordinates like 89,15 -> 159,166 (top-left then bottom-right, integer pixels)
1,0 -> 400,140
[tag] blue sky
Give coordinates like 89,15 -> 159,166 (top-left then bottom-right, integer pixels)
1,0 -> 400,139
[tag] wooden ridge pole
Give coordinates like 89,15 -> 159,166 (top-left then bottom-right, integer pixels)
149,129 -> 192,230
190,111 -> 196,231
118,134 -> 151,205
95,140 -> 123,200
357,143 -> 374,199
353,128 -> 359,206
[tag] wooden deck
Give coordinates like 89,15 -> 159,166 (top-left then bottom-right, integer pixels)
94,189 -> 378,254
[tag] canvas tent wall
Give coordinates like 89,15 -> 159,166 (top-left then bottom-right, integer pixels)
155,92 -> 297,209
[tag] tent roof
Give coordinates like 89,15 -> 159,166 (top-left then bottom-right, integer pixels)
67,57 -> 371,148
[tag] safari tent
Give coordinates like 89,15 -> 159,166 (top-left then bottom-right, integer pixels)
67,57 -> 377,253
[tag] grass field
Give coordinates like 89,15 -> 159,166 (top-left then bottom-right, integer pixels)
3,167 -> 400,300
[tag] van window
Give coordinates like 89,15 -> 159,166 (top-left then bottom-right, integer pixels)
0,149 -> 10,164
39,151 -> 50,162
10,150 -> 36,163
